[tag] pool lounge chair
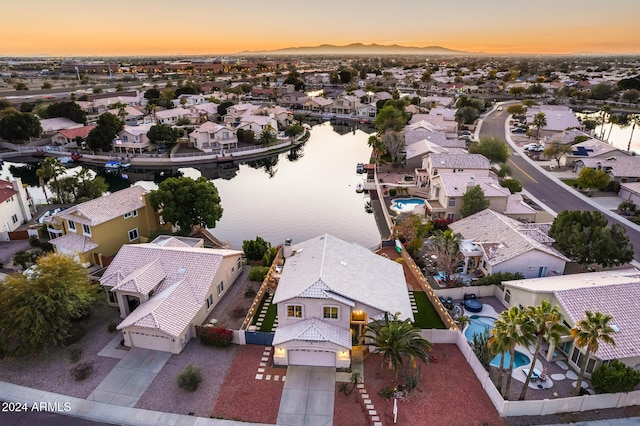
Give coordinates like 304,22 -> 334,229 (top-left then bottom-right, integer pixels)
523,368 -> 541,382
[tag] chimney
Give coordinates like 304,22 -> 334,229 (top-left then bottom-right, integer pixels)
283,239 -> 293,258
466,177 -> 477,193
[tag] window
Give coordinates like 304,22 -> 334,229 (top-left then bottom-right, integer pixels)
504,289 -> 511,304
448,198 -> 456,207
108,291 -> 117,304
122,135 -> 129,142
447,213 -> 455,221
237,257 -> 242,270
323,306 -> 339,319
217,280 -> 224,295
128,228 -> 139,241
434,187 -> 440,198
124,210 -> 138,219
206,294 -> 214,309
287,305 -> 303,318
11,214 -> 18,224
82,224 -> 91,236
67,220 -> 76,231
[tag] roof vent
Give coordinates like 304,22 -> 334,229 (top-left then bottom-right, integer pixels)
610,324 -> 620,332
340,261 -> 347,267
178,267 -> 186,276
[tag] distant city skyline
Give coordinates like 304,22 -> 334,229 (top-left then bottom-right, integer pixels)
3,0 -> 640,56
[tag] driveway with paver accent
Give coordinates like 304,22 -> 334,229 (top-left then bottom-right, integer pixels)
88,348 -> 171,407
277,366 -> 335,426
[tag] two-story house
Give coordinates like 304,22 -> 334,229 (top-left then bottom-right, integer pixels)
100,235 -> 243,354
236,115 -> 279,139
114,123 -> 153,154
449,209 -> 568,278
302,97 -> 333,113
272,234 -> 413,368
0,178 -> 32,241
47,185 -> 161,267
188,121 -> 238,153
223,103 -> 262,127
416,153 -> 491,188
328,95 -> 360,115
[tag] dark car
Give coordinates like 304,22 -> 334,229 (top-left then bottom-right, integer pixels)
511,128 -> 527,134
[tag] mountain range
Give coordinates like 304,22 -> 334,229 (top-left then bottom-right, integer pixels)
242,43 -> 469,55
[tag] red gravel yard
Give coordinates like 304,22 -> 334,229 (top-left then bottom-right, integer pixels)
211,345 -> 284,423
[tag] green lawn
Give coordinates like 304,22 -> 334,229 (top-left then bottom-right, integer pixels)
259,303 -> 277,332
411,291 -> 446,329
561,178 -> 578,187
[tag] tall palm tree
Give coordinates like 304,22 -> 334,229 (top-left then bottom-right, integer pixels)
570,310 -> 616,396
518,301 -> 569,400
36,157 -> 66,203
365,312 -> 432,379
533,112 -> 547,139
367,135 -> 386,165
488,326 -> 509,394
489,306 -> 534,400
599,105 -> 611,140
620,114 -> 640,152
605,113 -> 619,144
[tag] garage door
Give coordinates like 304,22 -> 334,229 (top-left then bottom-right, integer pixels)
288,349 -> 336,367
129,331 -> 172,352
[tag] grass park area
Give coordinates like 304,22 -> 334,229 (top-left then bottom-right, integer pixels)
250,292 -> 277,332
411,291 -> 446,329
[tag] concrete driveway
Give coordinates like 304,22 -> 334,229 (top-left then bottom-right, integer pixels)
88,348 -> 171,407
277,366 -> 335,426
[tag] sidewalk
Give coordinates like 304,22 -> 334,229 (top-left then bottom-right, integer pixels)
0,380 -> 271,426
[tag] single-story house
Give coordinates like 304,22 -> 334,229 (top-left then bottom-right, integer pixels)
100,236 -> 243,354
272,234 -> 413,368
51,124 -> 96,147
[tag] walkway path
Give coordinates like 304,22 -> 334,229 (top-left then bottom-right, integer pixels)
87,348 -> 171,407
276,365 -> 335,426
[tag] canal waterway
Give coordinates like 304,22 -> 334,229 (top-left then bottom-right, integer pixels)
1,121 -> 382,250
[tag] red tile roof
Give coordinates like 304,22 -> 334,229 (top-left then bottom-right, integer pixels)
0,180 -> 17,203
57,124 -> 97,140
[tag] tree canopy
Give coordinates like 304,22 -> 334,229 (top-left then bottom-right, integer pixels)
0,112 -> 42,143
460,185 -> 490,218
45,101 -> 87,125
86,112 -> 123,152
576,167 -> 610,191
57,168 -> 108,204
242,236 -> 272,262
544,141 -> 572,167
468,137 -> 509,163
548,210 -> 634,268
375,104 -> 409,133
147,124 -> 181,146
150,176 -> 223,236
36,157 -> 66,202
0,253 -> 98,355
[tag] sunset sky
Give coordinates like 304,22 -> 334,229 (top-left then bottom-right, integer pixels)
2,0 -> 639,56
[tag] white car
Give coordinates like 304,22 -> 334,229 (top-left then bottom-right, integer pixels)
523,143 -> 542,151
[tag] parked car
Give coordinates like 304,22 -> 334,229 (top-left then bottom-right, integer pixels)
461,130 -> 471,136
530,145 -> 545,152
511,128 -> 527,134
523,143 -> 540,150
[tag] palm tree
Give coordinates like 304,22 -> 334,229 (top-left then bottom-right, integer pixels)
599,105 -> 611,140
605,113 -> 619,143
518,301 -> 569,400
488,326 -> 509,394
367,135 -> 386,165
533,112 -> 547,139
489,306 -> 534,400
620,114 -> 640,152
570,311 -> 616,396
365,312 -> 432,380
456,315 -> 471,331
36,157 -> 66,203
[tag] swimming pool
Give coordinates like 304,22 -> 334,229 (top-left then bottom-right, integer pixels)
464,315 -> 495,341
390,198 -> 426,214
464,315 -> 531,369
490,350 -> 531,369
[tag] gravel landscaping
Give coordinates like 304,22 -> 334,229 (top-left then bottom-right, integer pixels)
0,298 -> 121,399
135,339 -> 239,418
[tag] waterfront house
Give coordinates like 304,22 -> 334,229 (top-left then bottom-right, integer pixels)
190,102 -> 219,123
560,137 -> 625,167
278,91 -> 309,108
100,236 -> 243,354
448,209 -> 568,278
154,107 -> 195,125
272,234 -> 413,368
188,122 -> 238,153
416,153 -> 491,187
328,95 -> 360,115
236,115 -> 279,139
47,185 -> 161,267
223,103 -> 262,126
0,178 -> 32,242
114,123 -> 153,154
51,124 -> 96,147
355,103 -> 377,120
502,269 -> 640,376
302,97 -> 333,113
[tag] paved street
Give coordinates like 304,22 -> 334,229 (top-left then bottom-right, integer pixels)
480,108 -> 640,261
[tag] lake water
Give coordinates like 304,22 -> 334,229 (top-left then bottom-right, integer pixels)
1,121 -> 382,251
578,112 -> 640,152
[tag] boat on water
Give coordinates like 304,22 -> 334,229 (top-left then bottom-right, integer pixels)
59,156 -> 74,165
105,160 -> 131,170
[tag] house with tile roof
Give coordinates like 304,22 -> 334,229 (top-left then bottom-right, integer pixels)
188,122 -> 238,153
47,185 -> 161,267
302,97 -> 333,113
561,138 -> 627,167
271,234 -> 413,368
100,236 -> 243,354
0,178 -> 32,241
449,209 -> 568,278
574,154 -> 640,184
51,124 -> 96,147
501,269 -> 640,376
154,107 -> 195,125
425,174 -> 535,222
114,123 -> 153,154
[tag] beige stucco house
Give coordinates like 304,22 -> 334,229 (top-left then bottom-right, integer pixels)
188,121 -> 238,152
100,236 -> 243,354
272,234 -> 413,368
502,270 -> 640,377
0,178 -> 32,241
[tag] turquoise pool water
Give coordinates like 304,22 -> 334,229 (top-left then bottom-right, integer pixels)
464,315 -> 495,341
391,198 -> 426,213
490,350 -> 531,369
464,315 -> 531,369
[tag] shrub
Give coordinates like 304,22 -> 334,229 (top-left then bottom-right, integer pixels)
198,326 -> 233,347
67,345 -> 83,364
471,329 -> 494,371
401,365 -> 421,391
63,323 -> 85,345
591,359 -> 640,394
71,361 -> 93,381
107,322 -> 118,333
500,178 -> 522,194
244,284 -> 256,298
474,271 -> 524,286
249,266 -> 269,282
379,386 -> 396,400
389,188 -> 397,197
177,364 -> 202,392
